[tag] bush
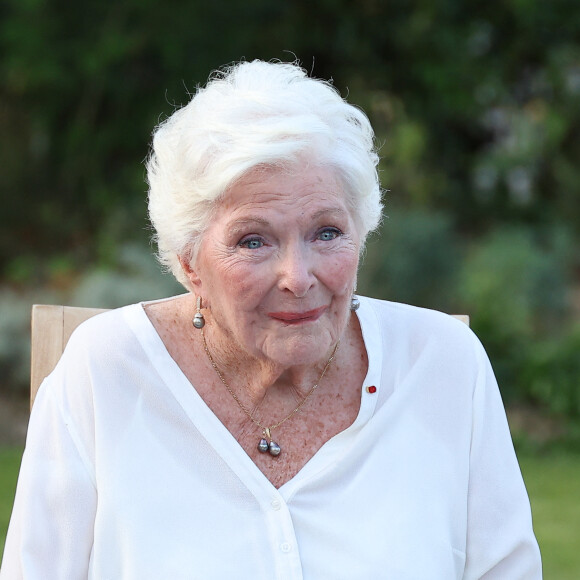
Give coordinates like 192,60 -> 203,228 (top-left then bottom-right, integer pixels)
70,243 -> 183,308
360,207 -> 461,312
0,289 -> 38,392
459,225 -> 573,402
0,242 -> 183,394
525,325 -> 580,418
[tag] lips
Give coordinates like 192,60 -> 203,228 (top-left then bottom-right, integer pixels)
268,306 -> 327,323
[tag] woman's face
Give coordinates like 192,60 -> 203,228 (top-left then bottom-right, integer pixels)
187,165 -> 360,368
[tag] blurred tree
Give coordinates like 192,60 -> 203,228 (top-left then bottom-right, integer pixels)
360,208 -> 461,311
2,0 -> 579,277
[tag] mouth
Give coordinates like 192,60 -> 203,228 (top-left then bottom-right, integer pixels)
268,306 -> 327,325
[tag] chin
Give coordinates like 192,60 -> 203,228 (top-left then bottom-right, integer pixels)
262,334 -> 334,368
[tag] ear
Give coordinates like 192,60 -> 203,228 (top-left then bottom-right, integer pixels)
178,254 -> 202,292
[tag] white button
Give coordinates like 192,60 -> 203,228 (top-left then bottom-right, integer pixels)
280,542 -> 292,553
271,499 -> 281,510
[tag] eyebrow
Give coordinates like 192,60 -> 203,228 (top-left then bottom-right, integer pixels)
311,207 -> 348,221
226,207 -> 349,235
227,217 -> 271,236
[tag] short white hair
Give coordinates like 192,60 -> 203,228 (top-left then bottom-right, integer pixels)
147,59 -> 383,289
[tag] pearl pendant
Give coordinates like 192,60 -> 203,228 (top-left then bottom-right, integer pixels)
268,441 -> 281,456
258,428 -> 280,457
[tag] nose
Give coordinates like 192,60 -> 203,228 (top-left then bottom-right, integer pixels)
277,244 -> 316,298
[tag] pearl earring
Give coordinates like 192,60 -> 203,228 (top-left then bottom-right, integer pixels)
193,296 -> 205,329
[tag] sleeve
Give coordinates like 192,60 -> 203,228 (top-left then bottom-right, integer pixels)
0,378 -> 97,579
463,342 -> 542,579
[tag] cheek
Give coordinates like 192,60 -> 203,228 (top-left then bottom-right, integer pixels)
215,263 -> 270,310
322,252 -> 359,292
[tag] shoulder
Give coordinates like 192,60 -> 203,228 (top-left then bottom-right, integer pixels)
35,303 -> 154,415
63,303 -> 143,356
46,302 -> 159,392
357,295 -> 485,372
359,296 -> 472,340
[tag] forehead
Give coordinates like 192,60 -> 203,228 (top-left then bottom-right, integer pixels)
216,165 -> 349,219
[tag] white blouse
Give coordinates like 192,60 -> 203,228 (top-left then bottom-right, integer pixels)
1,296 -> 541,579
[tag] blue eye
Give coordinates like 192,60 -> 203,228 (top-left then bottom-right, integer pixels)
318,228 -> 341,241
239,238 -> 263,249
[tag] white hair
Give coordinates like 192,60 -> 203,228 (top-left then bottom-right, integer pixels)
147,59 -> 383,289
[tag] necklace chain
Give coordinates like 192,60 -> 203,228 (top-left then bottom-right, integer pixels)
201,329 -> 340,434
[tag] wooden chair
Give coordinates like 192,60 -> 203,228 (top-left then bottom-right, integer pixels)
30,305 -> 109,409
30,304 -> 469,409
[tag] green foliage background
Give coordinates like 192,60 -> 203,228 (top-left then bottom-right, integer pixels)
1,0 -> 579,425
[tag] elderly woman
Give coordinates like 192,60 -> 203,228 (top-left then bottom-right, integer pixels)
2,60 -> 540,579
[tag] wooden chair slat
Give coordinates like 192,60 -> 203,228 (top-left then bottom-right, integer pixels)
30,305 -> 108,409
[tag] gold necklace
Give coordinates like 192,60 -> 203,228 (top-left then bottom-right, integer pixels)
201,328 -> 340,457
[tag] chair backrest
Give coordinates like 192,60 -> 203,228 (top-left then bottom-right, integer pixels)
30,304 -> 469,409
30,304 -> 109,408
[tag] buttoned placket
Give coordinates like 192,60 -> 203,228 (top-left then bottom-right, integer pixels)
262,492 -> 304,580
130,297 -> 384,579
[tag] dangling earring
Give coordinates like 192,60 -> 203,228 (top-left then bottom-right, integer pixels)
193,296 -> 205,329
350,294 -> 360,311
